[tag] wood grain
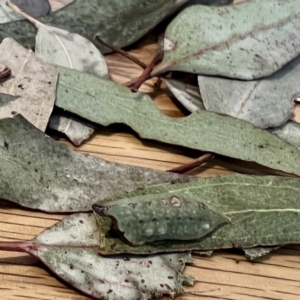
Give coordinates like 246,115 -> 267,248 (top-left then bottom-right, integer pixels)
1,14 -> 300,300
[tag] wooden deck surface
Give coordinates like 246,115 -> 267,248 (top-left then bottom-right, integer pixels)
0,29 -> 300,300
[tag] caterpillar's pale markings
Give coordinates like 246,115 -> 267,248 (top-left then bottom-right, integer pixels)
93,195 -> 230,246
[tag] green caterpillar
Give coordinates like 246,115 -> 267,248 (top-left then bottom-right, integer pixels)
93,194 -> 230,246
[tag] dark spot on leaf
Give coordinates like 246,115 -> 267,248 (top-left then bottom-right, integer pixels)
79,220 -> 84,224
148,260 -> 152,265
17,84 -> 24,90
4,141 -> 8,149
141,279 -> 145,283
107,289 -> 113,294
48,81 -> 51,84
139,220 -> 144,224
168,276 -> 174,279
69,264 -> 74,270
152,218 -> 157,222
160,284 -> 164,288
258,145 -> 264,149
35,168 -> 38,172
128,203 -> 137,209
199,203 -> 207,210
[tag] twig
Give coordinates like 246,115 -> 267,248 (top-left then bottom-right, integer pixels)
123,33 -> 166,90
128,52 -> 163,92
96,36 -> 147,69
168,154 -> 214,174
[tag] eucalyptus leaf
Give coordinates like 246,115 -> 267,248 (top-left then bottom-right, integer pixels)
152,0 -> 300,80
93,196 -> 230,246
92,174 -> 300,255
50,0 -> 74,12
10,0 -> 51,18
0,213 -> 194,299
0,0 -> 70,24
162,78 -> 204,112
244,246 -> 280,260
268,121 -> 300,150
0,0 -> 187,53
48,112 -> 96,146
0,38 -> 57,131
0,114 -> 190,212
0,93 -> 18,107
35,23 -> 109,79
198,55 -> 300,128
15,11 -> 109,144
55,66 -> 300,177
192,250 -> 213,257
182,0 -> 233,7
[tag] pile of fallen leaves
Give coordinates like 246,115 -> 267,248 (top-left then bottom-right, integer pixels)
0,0 -> 300,299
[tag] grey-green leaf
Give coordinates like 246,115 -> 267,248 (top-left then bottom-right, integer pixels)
182,0 -> 233,8
93,174 -> 300,255
152,0 -> 300,80
0,0 -> 187,54
244,246 -> 280,260
0,213 -> 194,300
10,0 -> 51,18
35,24 -> 109,79
0,114 -> 190,212
162,78 -> 204,112
0,38 -> 58,131
268,121 -> 300,150
198,56 -> 300,128
48,112 -> 96,146
0,0 -> 69,24
54,66 -> 300,177
93,196 -> 230,246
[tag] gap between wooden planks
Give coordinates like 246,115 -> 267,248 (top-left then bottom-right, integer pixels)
1,28 -> 300,300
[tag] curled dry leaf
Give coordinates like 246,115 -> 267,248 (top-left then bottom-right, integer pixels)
152,0 -> 300,80
0,38 -> 57,131
0,114 -> 190,212
92,196 -> 230,246
0,213 -> 194,299
93,174 -> 300,255
198,56 -> 300,128
0,0 -> 188,54
268,121 -> 300,150
48,112 -> 96,146
54,66 -> 300,176
162,78 -> 204,112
